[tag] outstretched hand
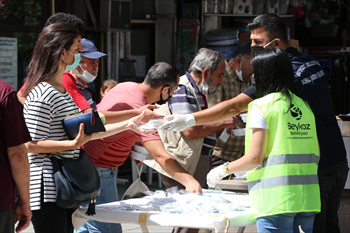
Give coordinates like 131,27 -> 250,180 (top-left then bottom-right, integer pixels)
158,114 -> 196,132
128,111 -> 158,135
138,104 -> 164,123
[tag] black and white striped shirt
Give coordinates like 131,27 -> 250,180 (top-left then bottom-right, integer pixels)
23,82 -> 80,210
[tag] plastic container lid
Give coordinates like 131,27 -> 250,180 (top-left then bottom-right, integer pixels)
130,150 -> 148,161
139,118 -> 168,130
232,128 -> 245,136
240,113 -> 248,123
133,144 -> 149,155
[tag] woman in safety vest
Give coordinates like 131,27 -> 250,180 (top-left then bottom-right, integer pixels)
206,47 -> 320,233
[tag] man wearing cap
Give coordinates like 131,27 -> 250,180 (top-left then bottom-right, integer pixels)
62,38 -> 107,111
62,38 -> 161,123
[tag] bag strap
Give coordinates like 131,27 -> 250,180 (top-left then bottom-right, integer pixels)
91,109 -> 96,126
136,164 -> 143,180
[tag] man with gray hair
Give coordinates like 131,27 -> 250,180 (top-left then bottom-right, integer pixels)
207,40 -> 253,170
151,48 -> 236,233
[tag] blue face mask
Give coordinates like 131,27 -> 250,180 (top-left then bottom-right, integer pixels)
63,50 -> 81,72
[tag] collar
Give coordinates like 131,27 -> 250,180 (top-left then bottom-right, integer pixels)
225,60 -> 241,83
185,71 -> 202,94
75,77 -> 88,90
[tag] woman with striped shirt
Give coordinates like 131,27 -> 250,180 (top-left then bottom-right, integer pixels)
22,23 -> 153,233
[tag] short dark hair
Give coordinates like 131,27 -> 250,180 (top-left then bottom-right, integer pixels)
232,40 -> 252,60
45,12 -> 85,35
252,47 -> 299,112
247,14 -> 288,44
144,62 -> 179,89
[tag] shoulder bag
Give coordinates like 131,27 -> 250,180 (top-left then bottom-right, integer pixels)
50,149 -> 101,216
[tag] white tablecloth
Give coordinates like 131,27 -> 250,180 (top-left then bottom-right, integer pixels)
72,190 -> 255,233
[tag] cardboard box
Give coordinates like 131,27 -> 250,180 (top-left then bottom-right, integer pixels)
288,39 -> 299,51
234,0 -> 253,15
338,115 -> 350,137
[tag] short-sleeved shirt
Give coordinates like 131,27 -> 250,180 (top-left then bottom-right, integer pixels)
0,81 -> 32,210
243,47 -> 346,170
83,82 -> 160,169
20,73 -> 91,112
24,82 -> 80,210
168,72 -> 216,153
207,61 -> 251,161
61,72 -> 92,111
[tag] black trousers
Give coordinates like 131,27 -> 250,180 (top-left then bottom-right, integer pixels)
31,177 -> 75,233
0,208 -> 15,233
313,158 -> 349,233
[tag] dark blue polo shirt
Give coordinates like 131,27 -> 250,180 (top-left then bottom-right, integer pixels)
243,47 -> 346,169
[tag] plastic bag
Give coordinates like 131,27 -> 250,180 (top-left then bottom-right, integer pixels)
122,164 -> 150,200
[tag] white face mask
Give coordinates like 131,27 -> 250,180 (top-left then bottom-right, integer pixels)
77,64 -> 98,83
235,62 -> 243,82
251,75 -> 256,85
198,79 -> 209,95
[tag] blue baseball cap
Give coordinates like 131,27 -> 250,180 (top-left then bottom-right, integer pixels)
81,38 -> 107,59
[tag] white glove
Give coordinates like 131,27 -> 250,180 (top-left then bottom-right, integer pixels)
158,114 -> 196,132
206,164 -> 230,188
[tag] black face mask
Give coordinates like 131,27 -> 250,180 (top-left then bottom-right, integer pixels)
154,87 -> 171,105
251,38 -> 277,57
251,46 -> 264,57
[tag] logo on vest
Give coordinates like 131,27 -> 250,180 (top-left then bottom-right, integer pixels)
290,105 -> 302,120
287,105 -> 312,139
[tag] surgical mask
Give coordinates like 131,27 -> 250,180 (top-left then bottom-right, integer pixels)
77,64 -> 98,83
251,75 -> 256,85
154,87 -> 171,105
198,79 -> 209,95
235,63 -> 243,81
251,38 -> 277,57
63,50 -> 81,71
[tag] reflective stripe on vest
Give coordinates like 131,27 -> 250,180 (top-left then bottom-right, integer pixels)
248,153 -> 319,191
257,153 -> 319,171
248,174 -> 319,191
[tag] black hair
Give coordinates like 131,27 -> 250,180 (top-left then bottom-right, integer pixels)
232,40 -> 252,60
45,12 -> 85,36
252,47 -> 298,112
24,23 -> 80,96
144,62 -> 179,89
247,14 -> 288,44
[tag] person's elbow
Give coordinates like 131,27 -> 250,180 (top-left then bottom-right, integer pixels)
182,127 -> 199,139
7,144 -> 28,163
24,141 -> 38,154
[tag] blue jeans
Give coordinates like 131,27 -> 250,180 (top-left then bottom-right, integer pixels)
256,212 -> 315,233
75,167 -> 122,233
